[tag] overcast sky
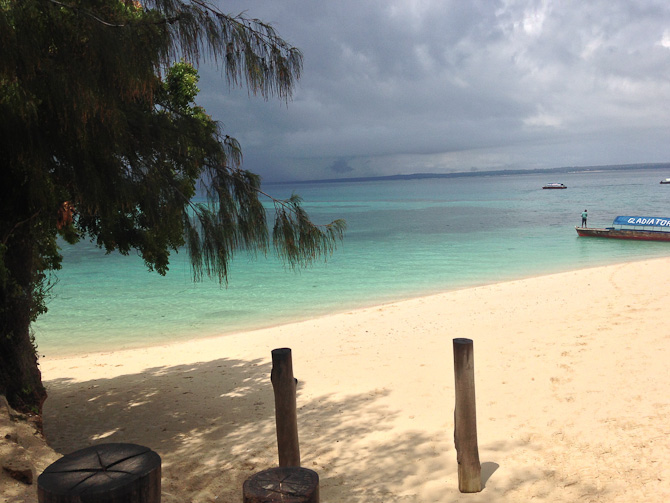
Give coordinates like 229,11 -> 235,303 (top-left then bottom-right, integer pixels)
196,0 -> 670,182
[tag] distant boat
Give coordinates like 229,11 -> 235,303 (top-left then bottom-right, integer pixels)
576,216 -> 670,242
542,183 -> 567,189
660,178 -> 670,184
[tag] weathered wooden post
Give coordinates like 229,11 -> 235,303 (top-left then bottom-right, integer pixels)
453,338 -> 482,493
242,349 -> 319,502
271,347 -> 300,467
38,443 -> 161,503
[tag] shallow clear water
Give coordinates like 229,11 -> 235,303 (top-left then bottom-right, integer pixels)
34,167 -> 670,356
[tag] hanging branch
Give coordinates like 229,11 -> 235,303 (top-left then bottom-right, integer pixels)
46,0 -> 303,101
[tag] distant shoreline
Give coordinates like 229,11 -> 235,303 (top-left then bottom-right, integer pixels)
267,161 -> 670,185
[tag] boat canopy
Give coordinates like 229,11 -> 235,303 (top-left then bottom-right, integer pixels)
613,216 -> 670,228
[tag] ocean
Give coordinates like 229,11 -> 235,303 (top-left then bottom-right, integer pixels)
34,167 -> 670,356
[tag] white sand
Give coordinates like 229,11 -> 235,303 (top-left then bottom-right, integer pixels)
39,258 -> 670,502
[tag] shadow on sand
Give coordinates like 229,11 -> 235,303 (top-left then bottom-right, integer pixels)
43,356 -> 453,501
42,356 -> 573,502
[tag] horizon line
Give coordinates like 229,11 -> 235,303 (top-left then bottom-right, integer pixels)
265,161 -> 670,185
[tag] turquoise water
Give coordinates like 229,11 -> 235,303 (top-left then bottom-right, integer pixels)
34,167 -> 670,356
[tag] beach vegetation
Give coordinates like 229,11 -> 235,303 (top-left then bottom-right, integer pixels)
0,0 -> 345,414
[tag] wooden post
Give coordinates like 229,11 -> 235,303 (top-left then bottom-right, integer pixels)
453,338 -> 482,493
243,467 -> 319,503
38,443 -> 161,503
271,348 -> 300,467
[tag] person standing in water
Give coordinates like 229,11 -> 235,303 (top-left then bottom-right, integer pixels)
581,209 -> 588,227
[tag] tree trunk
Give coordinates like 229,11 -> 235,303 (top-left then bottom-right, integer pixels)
0,229 -> 47,415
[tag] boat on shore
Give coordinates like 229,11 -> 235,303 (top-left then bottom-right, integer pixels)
576,216 -> 670,242
542,183 -> 567,189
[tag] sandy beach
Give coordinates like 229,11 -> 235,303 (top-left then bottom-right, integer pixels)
38,257 -> 670,502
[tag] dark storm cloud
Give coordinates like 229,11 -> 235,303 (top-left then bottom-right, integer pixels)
197,0 -> 670,181
328,159 -> 355,175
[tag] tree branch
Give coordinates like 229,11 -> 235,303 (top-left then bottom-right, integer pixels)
2,211 -> 41,246
47,0 -> 129,27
